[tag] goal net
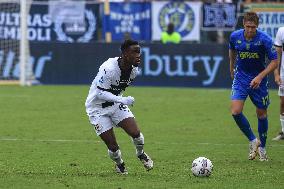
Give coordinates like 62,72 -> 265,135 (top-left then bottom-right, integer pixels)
0,0 -> 32,86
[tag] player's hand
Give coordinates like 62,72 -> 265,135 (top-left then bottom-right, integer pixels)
274,74 -> 281,86
250,75 -> 262,89
119,96 -> 135,106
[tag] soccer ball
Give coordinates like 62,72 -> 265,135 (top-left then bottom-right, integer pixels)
191,157 -> 213,177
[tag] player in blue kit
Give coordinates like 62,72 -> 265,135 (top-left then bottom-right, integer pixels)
229,12 -> 278,161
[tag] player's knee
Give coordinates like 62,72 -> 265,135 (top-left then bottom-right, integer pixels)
280,100 -> 284,109
256,109 -> 267,119
231,104 -> 242,115
231,108 -> 242,115
257,114 -> 267,119
231,101 -> 244,115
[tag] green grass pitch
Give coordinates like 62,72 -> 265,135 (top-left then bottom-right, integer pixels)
0,85 -> 283,189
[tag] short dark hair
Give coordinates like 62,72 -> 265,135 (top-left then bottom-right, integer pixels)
120,39 -> 139,53
243,12 -> 259,25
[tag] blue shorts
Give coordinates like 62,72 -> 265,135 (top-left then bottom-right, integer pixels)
231,79 -> 270,109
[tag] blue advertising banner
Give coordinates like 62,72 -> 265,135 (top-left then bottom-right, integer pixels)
103,2 -> 151,41
25,42 -> 277,89
202,3 -> 237,31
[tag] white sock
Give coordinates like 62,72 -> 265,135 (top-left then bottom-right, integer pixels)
280,115 -> 284,133
108,149 -> 123,165
250,138 -> 257,143
132,133 -> 144,156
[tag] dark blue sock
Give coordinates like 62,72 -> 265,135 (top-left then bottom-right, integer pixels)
258,117 -> 268,148
232,113 -> 256,141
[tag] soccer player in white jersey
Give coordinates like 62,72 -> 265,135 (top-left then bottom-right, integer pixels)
85,39 -> 153,174
273,27 -> 284,141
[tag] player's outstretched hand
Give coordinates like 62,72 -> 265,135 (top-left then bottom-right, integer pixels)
119,96 -> 135,106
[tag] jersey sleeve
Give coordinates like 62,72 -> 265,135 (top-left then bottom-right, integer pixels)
263,35 -> 277,61
274,27 -> 283,47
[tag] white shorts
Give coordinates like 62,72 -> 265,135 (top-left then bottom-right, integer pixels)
87,103 -> 134,136
278,85 -> 284,96
278,78 -> 284,96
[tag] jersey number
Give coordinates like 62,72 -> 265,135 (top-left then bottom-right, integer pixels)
262,95 -> 269,106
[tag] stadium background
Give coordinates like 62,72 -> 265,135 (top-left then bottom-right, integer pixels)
1,0 -> 283,88
1,1 -> 284,188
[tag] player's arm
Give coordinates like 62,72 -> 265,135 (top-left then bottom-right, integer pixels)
250,39 -> 278,89
274,28 -> 283,86
258,58 -> 278,79
97,88 -> 134,106
250,59 -> 278,89
228,33 -> 237,79
274,46 -> 282,85
96,69 -> 134,105
229,49 -> 237,79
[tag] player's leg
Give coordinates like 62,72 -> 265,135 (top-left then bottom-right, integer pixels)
99,128 -> 128,174
118,117 -> 154,171
231,100 -> 257,141
280,96 -> 284,135
231,100 -> 259,160
112,104 -> 153,171
231,82 -> 257,141
255,108 -> 268,161
273,85 -> 284,140
117,117 -> 142,154
277,96 -> 284,139
231,83 -> 259,160
89,113 -> 127,174
256,108 -> 268,148
249,87 -> 269,161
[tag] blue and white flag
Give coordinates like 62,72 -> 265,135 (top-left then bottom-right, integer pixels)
202,3 -> 237,31
0,2 -> 100,42
103,2 -> 151,41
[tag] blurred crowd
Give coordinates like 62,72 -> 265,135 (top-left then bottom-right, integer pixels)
95,0 -> 283,2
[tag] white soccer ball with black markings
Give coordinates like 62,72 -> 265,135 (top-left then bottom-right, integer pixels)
191,157 -> 213,177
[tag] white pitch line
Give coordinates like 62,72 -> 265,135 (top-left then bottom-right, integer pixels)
0,138 -> 101,143
0,95 -> 30,98
0,138 -> 284,147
